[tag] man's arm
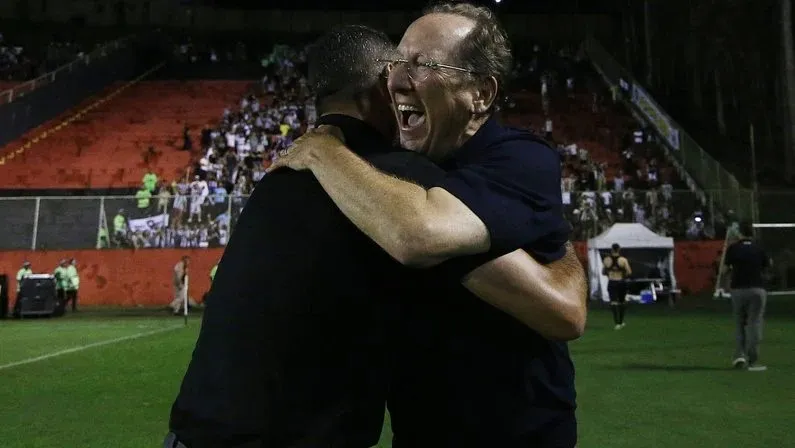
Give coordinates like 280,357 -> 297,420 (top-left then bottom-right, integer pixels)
272,133 -> 490,266
621,257 -> 632,276
461,243 -> 587,341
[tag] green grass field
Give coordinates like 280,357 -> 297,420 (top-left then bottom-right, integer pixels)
1,298 -> 793,448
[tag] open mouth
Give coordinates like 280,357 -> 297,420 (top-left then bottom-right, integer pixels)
397,104 -> 426,131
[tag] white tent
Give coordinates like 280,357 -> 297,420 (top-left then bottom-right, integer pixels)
587,223 -> 677,301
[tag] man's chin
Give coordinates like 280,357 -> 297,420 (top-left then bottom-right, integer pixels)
399,135 -> 427,154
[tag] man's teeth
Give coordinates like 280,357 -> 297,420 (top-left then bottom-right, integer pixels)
397,104 -> 423,113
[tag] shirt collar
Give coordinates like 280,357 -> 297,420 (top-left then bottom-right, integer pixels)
449,115 -> 501,165
315,114 -> 391,157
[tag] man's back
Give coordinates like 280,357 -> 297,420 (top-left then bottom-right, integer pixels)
726,239 -> 769,289
169,116 -> 445,448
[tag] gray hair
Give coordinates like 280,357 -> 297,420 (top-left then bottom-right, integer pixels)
424,2 -> 513,100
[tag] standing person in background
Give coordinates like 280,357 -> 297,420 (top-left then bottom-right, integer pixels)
169,256 -> 198,315
13,261 -> 33,317
143,171 -> 158,194
113,209 -> 128,247
203,262 -> 219,305
602,243 -> 631,330
15,261 -> 32,299
724,222 -> 770,371
53,259 -> 70,312
16,261 -> 32,292
209,263 -> 218,283
65,258 -> 80,312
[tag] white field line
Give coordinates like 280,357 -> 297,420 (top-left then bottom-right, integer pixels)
0,325 -> 182,371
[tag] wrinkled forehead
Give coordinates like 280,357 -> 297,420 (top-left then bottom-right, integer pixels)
397,13 -> 475,61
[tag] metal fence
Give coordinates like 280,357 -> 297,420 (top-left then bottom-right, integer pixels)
582,36 -> 755,222
0,194 -> 251,251
0,189 -> 736,251
0,35 -> 135,106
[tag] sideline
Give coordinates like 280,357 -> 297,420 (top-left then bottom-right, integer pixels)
0,324 -> 181,371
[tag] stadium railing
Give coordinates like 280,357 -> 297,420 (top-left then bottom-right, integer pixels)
0,194 -> 251,251
582,36 -> 756,223
0,35 -> 136,106
0,190 -> 727,250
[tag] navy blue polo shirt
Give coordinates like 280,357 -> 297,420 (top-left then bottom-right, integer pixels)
389,116 -> 576,447
438,116 -> 570,264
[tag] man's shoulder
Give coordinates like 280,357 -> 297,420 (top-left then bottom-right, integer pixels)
470,126 -> 560,168
367,150 -> 445,188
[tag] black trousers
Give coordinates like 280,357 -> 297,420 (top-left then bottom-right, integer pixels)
607,280 -> 627,303
65,289 -> 78,311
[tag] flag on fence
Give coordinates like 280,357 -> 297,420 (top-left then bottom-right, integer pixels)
128,214 -> 169,233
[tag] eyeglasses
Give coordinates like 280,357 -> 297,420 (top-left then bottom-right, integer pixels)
377,58 -> 480,82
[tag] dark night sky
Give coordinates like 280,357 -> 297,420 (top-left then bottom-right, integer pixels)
203,0 -> 622,13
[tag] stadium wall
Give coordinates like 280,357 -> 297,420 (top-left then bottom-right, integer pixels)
0,241 -> 724,306
0,248 -> 222,307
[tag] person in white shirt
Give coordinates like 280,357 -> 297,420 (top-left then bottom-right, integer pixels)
613,171 -> 625,192
578,147 -> 588,163
645,188 -> 658,214
188,176 -> 208,223
225,130 -> 236,149
661,181 -> 673,202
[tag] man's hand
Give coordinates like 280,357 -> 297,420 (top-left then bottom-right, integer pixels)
266,125 -> 345,173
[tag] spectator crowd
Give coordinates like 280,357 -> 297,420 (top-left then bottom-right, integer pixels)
103,40 -> 718,250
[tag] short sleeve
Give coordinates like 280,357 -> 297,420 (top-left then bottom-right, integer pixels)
435,139 -> 569,260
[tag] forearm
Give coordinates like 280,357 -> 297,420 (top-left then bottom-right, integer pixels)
308,144 -> 479,266
461,244 -> 587,341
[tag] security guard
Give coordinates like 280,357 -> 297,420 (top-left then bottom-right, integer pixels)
209,263 -> 218,283
16,261 -> 32,293
65,258 -> 80,312
14,261 -> 33,317
603,243 -> 632,329
54,259 -> 70,311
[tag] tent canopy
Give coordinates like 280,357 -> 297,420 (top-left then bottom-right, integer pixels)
587,223 -> 677,301
588,223 -> 674,250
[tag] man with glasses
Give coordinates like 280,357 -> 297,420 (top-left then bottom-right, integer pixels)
167,22 -> 583,448
270,3 -> 582,447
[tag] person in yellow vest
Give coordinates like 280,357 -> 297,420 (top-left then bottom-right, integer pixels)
13,261 -> 33,317
143,171 -> 158,194
135,186 -> 153,216
16,261 -> 32,293
603,243 -> 632,330
53,259 -> 70,310
203,263 -> 219,305
65,258 -> 80,312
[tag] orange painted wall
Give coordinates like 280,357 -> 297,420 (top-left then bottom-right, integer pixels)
0,249 -> 223,306
0,241 -> 725,306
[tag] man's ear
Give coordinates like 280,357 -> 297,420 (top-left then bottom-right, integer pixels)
473,76 -> 498,114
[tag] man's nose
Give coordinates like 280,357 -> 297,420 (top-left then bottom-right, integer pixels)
387,63 -> 412,93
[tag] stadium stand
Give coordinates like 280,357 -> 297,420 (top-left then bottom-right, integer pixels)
501,44 -> 709,241
0,80 -> 251,189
